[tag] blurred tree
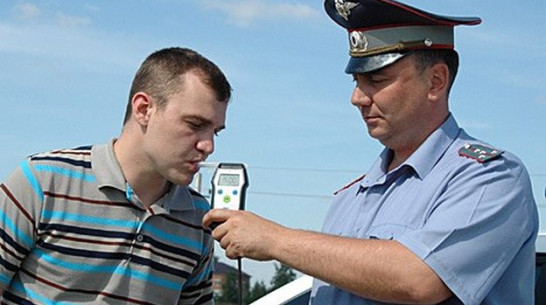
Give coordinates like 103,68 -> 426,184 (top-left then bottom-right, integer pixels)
247,280 -> 268,303
269,263 -> 297,292
217,262 -> 298,304
216,272 -> 239,304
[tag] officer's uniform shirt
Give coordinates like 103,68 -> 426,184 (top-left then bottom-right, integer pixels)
310,115 -> 538,305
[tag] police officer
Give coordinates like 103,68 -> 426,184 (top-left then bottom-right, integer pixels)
203,0 -> 539,304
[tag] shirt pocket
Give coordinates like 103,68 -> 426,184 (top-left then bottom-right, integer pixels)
362,223 -> 410,240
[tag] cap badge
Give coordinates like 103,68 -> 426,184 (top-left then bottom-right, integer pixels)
335,0 -> 359,21
349,31 -> 368,52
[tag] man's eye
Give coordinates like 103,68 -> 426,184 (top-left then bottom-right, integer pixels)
187,121 -> 202,130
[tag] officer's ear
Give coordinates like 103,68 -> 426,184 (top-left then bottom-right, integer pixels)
427,63 -> 449,102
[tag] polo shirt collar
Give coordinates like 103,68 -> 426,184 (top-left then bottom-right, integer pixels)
160,185 -> 198,212
362,114 -> 460,187
91,139 -> 197,212
92,139 -> 126,191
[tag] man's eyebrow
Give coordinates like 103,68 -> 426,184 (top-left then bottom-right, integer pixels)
184,114 -> 225,130
183,114 -> 212,123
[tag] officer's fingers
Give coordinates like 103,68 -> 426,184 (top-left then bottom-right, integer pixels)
218,231 -> 234,250
202,209 -> 232,229
201,211 -> 218,229
210,222 -> 230,241
224,242 -> 243,259
225,248 -> 241,260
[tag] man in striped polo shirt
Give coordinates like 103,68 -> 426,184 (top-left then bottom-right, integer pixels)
0,47 -> 231,304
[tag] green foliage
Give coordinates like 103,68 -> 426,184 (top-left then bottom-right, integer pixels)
247,280 -> 268,303
269,263 -> 297,291
216,262 -> 298,304
217,272 -> 240,303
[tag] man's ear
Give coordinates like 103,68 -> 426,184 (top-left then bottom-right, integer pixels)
428,63 -> 449,102
131,92 -> 154,126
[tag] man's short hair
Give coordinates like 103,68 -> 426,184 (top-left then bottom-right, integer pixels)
410,49 -> 460,95
123,47 -> 232,125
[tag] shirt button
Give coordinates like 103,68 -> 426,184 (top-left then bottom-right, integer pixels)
136,234 -> 144,242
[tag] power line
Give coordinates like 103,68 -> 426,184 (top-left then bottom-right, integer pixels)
206,161 -> 546,177
241,165 -> 546,178
249,190 -> 332,200
199,188 -> 333,200
247,166 -> 362,174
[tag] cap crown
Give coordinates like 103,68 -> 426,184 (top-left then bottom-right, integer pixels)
324,0 -> 481,73
325,0 -> 481,30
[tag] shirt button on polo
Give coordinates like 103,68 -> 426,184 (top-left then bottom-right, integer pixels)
136,234 -> 144,242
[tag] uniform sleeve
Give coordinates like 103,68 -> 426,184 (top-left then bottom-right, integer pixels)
0,160 -> 42,290
178,232 -> 215,305
398,155 -> 538,304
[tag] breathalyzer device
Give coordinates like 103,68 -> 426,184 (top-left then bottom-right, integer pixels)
210,162 -> 248,305
211,163 -> 248,211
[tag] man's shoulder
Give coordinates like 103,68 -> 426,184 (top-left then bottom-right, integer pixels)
29,144 -> 94,160
25,144 -> 96,170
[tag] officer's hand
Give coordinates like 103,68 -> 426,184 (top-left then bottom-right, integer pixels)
203,210 -> 286,261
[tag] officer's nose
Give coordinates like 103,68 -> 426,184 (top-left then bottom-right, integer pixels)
351,78 -> 373,108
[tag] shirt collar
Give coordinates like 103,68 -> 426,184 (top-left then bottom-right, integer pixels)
405,114 -> 460,179
161,185 -> 199,212
92,139 -> 126,191
91,139 -> 197,212
362,114 -> 461,187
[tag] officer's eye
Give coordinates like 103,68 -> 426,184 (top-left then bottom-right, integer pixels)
369,74 -> 388,83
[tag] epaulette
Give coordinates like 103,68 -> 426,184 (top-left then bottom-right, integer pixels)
458,143 -> 504,163
334,174 -> 365,195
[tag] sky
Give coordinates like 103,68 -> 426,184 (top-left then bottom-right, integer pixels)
1,0 -> 545,286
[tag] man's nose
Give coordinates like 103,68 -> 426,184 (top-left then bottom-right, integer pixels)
197,135 -> 214,156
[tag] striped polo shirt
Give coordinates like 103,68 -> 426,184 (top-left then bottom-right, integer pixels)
0,140 -> 214,304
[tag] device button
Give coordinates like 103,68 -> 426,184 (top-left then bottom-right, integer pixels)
223,195 -> 231,203
233,190 -> 238,195
218,189 -> 223,195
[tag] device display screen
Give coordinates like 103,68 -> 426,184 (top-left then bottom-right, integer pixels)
218,174 -> 240,186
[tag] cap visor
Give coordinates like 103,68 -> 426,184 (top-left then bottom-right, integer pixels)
345,53 -> 406,74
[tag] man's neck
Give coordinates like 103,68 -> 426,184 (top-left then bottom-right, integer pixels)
113,134 -> 170,208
